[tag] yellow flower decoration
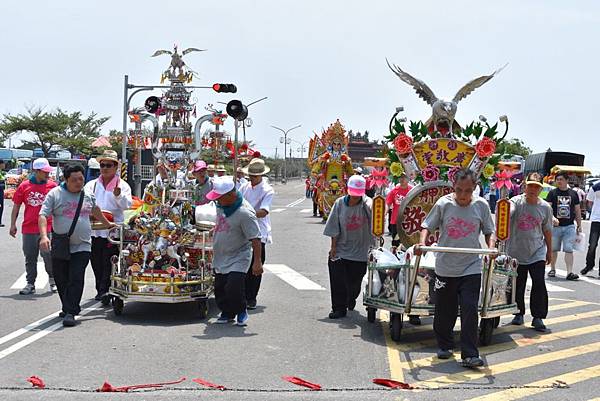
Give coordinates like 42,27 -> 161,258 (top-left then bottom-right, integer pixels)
483,164 -> 495,178
390,162 -> 404,177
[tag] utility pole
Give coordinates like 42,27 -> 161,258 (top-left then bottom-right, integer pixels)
272,124 -> 301,183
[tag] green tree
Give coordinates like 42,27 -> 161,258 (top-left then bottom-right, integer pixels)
496,137 -> 533,158
0,107 -> 109,157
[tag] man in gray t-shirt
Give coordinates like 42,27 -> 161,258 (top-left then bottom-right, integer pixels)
39,164 -> 114,327
507,173 -> 553,332
207,176 -> 262,327
323,175 -> 374,319
417,169 -> 495,368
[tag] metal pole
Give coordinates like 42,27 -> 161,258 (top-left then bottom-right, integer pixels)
234,120 -> 239,179
121,75 -> 129,164
284,133 -> 287,181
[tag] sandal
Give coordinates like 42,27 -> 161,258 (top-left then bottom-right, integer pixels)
547,270 -> 556,277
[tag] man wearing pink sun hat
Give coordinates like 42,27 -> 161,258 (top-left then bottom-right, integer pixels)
207,176 -> 262,327
190,160 -> 212,206
324,174 -> 374,319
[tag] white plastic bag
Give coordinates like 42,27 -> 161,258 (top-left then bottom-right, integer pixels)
573,232 -> 586,253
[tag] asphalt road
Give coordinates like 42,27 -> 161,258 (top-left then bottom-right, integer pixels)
0,179 -> 599,400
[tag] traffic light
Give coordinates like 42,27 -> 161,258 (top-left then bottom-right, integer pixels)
144,96 -> 161,113
212,83 -> 237,93
226,100 -> 248,121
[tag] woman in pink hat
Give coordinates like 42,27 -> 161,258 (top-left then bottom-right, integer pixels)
323,175 -> 374,319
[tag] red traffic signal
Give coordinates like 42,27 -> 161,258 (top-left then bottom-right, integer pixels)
212,83 -> 237,93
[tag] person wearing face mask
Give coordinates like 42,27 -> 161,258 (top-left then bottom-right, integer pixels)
206,176 -> 262,327
324,174 -> 374,319
415,168 -> 495,369
10,158 -> 58,295
39,164 -> 115,327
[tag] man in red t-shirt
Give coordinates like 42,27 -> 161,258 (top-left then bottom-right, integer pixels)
385,173 -> 413,248
9,158 -> 58,295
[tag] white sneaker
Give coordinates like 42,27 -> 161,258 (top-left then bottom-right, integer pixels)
49,283 -> 58,293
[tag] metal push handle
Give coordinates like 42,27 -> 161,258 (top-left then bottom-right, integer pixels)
107,225 -> 123,245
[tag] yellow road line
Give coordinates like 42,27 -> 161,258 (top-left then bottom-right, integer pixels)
400,322 -> 600,372
465,364 -> 600,401
414,341 -> 600,389
393,309 -> 600,352
380,311 -> 404,383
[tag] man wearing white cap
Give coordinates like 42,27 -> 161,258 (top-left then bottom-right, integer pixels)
190,160 -> 212,206
324,174 -> 374,319
84,150 -> 132,303
240,158 -> 274,309
10,158 -> 58,295
207,176 -> 263,326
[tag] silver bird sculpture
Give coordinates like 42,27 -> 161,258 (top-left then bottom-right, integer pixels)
152,45 -> 206,77
386,59 -> 507,136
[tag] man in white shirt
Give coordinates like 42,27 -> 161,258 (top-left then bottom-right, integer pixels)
581,181 -> 600,277
236,167 -> 248,189
240,158 -> 274,309
84,150 -> 133,303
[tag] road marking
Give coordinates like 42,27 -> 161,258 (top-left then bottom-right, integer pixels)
527,276 -> 572,292
0,302 -> 101,361
380,310 -> 404,384
0,310 -> 61,347
10,262 -> 49,290
299,208 -> 312,213
414,341 -> 600,389
465,363 -> 600,401
263,264 -> 325,290
553,269 -> 600,286
400,322 -> 600,372
390,306 -> 600,352
271,208 -> 286,213
286,198 -> 305,208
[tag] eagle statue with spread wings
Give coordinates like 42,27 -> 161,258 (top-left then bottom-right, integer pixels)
152,45 -> 206,81
386,59 -> 507,136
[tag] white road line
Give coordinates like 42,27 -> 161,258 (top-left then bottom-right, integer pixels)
0,310 -> 61,347
0,302 -> 101,361
299,209 -> 312,213
11,262 -> 49,290
527,277 -> 572,292
272,208 -> 286,213
286,198 -> 305,208
554,269 -> 600,286
264,264 -> 325,290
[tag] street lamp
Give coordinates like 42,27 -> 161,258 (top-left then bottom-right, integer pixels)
271,124 -> 301,182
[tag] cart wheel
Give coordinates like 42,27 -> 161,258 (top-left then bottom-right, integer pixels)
367,307 -> 377,323
390,313 -> 403,342
493,316 -> 500,328
479,318 -> 494,346
112,297 -> 124,316
101,294 -> 111,306
198,299 -> 209,319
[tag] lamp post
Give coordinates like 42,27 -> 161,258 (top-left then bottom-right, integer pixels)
271,124 -> 301,182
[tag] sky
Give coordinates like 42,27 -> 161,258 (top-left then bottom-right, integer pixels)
1,1 -> 599,171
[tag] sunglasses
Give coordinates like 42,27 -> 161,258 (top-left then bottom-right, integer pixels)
100,163 -> 117,168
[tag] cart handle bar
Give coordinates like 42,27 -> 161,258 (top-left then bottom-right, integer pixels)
107,225 -> 123,245
417,246 -> 498,255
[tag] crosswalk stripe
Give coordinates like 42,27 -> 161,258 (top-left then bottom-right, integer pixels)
10,262 -> 49,290
299,208 -> 312,213
380,300 -> 593,338
527,276 -> 572,292
390,308 -> 600,352
400,322 -> 600,372
263,264 -> 325,290
465,363 -> 600,401
271,208 -> 286,213
413,342 -> 600,389
285,198 -> 305,207
554,269 -> 600,286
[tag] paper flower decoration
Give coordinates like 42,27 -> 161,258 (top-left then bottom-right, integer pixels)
393,133 -> 414,154
390,162 -> 405,177
422,165 -> 440,182
447,166 -> 462,183
483,164 -> 495,178
475,137 -> 496,158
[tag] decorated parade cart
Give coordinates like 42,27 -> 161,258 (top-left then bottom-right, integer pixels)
363,63 -> 519,344
308,120 -> 354,220
106,46 -> 226,318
